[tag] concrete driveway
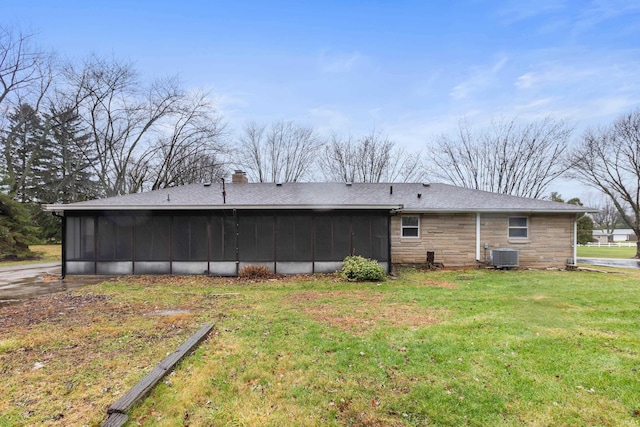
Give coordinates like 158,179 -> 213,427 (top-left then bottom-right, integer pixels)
0,262 -> 63,303
577,257 -> 640,269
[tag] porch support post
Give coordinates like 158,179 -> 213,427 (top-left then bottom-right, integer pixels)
573,214 -> 578,264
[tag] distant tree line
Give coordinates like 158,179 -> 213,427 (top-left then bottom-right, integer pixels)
3,25 -> 640,259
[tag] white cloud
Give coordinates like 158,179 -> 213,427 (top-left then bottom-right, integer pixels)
307,107 -> 352,134
317,51 -> 370,74
573,1 -> 640,34
450,55 -> 509,100
496,0 -> 567,25
514,97 -> 555,112
515,72 -> 537,89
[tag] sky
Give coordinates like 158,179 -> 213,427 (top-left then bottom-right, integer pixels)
3,0 -> 640,201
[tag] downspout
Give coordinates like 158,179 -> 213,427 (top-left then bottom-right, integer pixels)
387,214 -> 392,274
475,213 -> 481,261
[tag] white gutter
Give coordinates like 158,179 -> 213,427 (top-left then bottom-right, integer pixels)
399,208 -> 597,214
476,213 -> 481,261
42,204 -> 404,212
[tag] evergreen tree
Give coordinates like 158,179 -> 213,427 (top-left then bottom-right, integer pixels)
0,103 -> 55,203
47,106 -> 98,203
550,193 -> 594,245
0,192 -> 36,259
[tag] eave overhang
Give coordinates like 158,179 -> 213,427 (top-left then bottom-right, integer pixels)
42,204 -> 405,214
397,208 -> 597,214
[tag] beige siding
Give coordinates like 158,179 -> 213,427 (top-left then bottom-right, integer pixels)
391,213 -> 575,268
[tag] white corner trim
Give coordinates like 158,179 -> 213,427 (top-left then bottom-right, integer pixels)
476,213 -> 481,261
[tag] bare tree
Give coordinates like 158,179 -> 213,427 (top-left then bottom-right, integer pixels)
568,109 -> 640,257
149,92 -> 227,190
429,116 -> 572,198
591,197 -> 624,237
65,56 -> 184,196
62,56 -> 227,196
236,120 -> 323,182
0,25 -> 50,109
319,129 -> 424,183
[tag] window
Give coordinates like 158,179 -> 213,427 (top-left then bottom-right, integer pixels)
508,217 -> 528,238
401,216 -> 419,237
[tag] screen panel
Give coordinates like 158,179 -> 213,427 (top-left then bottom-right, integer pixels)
66,216 -> 95,260
97,216 -> 133,261
352,215 -> 372,258
371,215 -> 389,261
135,216 -> 170,261
238,213 -> 274,261
332,215 -> 352,260
314,215 -> 332,261
211,214 -> 237,261
173,216 -> 208,261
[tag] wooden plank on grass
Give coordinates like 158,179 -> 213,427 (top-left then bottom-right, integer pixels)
102,412 -> 128,427
106,322 -> 214,416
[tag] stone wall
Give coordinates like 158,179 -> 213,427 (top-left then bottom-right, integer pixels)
391,212 -> 575,268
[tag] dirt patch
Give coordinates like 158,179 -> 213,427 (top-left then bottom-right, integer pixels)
336,408 -> 406,427
128,273 -> 341,287
288,290 -> 442,334
423,278 -> 458,289
0,292 -> 112,329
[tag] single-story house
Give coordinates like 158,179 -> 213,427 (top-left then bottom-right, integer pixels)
44,171 -> 594,276
592,229 -> 637,244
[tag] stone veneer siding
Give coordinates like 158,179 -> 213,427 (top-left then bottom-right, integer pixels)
391,212 -> 576,268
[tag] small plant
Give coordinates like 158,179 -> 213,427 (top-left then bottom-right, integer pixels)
239,265 -> 275,280
340,255 -> 386,282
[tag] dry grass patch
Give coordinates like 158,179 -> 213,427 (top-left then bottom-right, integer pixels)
0,285 -> 208,426
289,290 -> 442,334
423,278 -> 458,289
29,245 -> 61,260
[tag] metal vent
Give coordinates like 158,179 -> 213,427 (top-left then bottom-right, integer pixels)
491,248 -> 519,268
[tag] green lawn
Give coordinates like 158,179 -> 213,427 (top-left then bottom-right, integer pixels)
0,244 -> 61,267
577,245 -> 637,259
1,269 -> 640,426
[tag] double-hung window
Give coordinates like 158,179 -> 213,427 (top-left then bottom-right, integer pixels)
508,217 -> 528,238
401,216 -> 420,237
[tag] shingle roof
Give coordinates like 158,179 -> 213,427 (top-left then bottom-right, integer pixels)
44,182 -> 594,214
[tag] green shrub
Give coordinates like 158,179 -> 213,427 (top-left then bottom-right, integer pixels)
239,265 -> 275,280
340,255 -> 386,282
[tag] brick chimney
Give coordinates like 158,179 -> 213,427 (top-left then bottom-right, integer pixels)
231,170 -> 248,183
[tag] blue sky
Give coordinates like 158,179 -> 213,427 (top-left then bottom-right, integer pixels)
3,0 -> 640,198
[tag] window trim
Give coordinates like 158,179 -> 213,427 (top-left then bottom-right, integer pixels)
401,215 -> 420,238
508,216 -> 529,239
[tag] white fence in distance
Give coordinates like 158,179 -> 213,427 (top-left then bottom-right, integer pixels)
582,242 -> 636,247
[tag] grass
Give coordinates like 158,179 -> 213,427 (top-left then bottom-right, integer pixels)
0,245 -> 61,267
0,269 -> 639,426
577,245 -> 637,259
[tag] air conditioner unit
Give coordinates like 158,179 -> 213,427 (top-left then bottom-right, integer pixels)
491,248 -> 519,269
